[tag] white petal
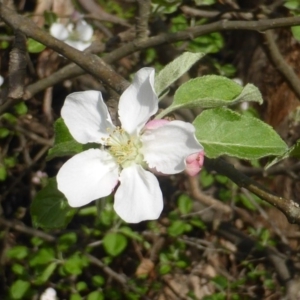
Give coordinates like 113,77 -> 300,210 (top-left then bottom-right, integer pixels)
141,120 -> 203,174
118,68 -> 158,135
66,40 -> 91,51
61,90 -> 115,144
57,149 -> 119,207
50,23 -> 69,40
114,164 -> 163,223
0,75 -> 4,86
76,20 -> 94,42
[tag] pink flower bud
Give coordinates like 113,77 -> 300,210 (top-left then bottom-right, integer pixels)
185,150 -> 204,176
144,119 -> 170,130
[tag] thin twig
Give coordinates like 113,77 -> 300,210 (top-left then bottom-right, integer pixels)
135,0 -> 151,40
205,157 -> 300,225
0,4 -> 130,94
0,217 -> 55,242
263,30 -> 300,101
7,29 -> 27,106
188,176 -> 233,214
2,13 -> 300,113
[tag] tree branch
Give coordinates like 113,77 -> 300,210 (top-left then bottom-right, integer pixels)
0,4 -> 130,94
262,30 -> 300,101
205,157 -> 300,225
135,0 -> 151,40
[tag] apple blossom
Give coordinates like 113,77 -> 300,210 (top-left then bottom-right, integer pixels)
57,67 -> 203,223
40,287 -> 56,300
50,20 -> 93,51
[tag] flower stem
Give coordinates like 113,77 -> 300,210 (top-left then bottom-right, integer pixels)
154,106 -> 175,119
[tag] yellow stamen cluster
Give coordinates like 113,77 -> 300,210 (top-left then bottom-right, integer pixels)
102,127 -> 143,168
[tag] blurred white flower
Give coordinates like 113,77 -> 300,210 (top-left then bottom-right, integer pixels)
40,287 -> 56,300
57,67 -> 203,223
50,20 -> 93,51
0,75 -> 4,87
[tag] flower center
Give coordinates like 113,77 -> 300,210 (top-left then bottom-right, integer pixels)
103,127 -> 144,168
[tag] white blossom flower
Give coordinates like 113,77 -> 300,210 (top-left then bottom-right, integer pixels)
0,75 -> 4,87
50,20 -> 93,51
40,287 -> 57,300
57,68 -> 203,223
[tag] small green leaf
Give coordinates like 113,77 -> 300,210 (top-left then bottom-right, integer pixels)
58,232 -> 77,252
0,128 -> 10,138
44,11 -> 57,25
155,52 -> 205,96
169,75 -> 263,113
103,232 -> 128,256
47,118 -> 83,160
34,262 -> 57,285
30,178 -> 76,229
177,194 -> 193,214
27,38 -> 46,53
29,248 -> 55,266
70,294 -> 82,300
12,263 -> 25,275
118,226 -> 143,242
87,291 -> 104,300
92,275 -> 105,287
193,108 -> 288,159
167,220 -> 187,237
291,26 -> 300,41
14,102 -> 28,115
284,0 -> 300,10
159,264 -> 171,275
77,281 -> 88,292
266,139 -> 300,169
63,253 -> 88,275
6,246 -> 29,260
10,280 -> 30,299
0,165 -> 6,181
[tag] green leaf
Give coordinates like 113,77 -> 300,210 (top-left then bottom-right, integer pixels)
118,226 -> 143,242
29,248 -> 55,266
34,262 -> 57,285
14,102 -> 28,115
167,220 -> 187,237
30,178 -> 76,229
0,165 -> 6,181
70,294 -> 82,300
92,275 -> 105,287
167,75 -> 263,114
155,52 -> 205,96
87,291 -> 104,300
159,264 -> 171,275
291,26 -> 300,41
103,232 -> 128,256
266,139 -> 300,169
44,11 -> 57,25
47,118 -> 83,161
189,32 -> 223,53
12,263 -> 25,275
6,246 -> 29,260
284,0 -> 300,10
177,194 -> 193,214
193,108 -> 288,159
10,280 -> 30,299
77,281 -> 88,292
63,253 -> 89,275
58,232 -> 77,252
0,128 -> 10,138
27,38 -> 46,53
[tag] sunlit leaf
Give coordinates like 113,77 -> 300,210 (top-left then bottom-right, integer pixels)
193,108 -> 288,159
